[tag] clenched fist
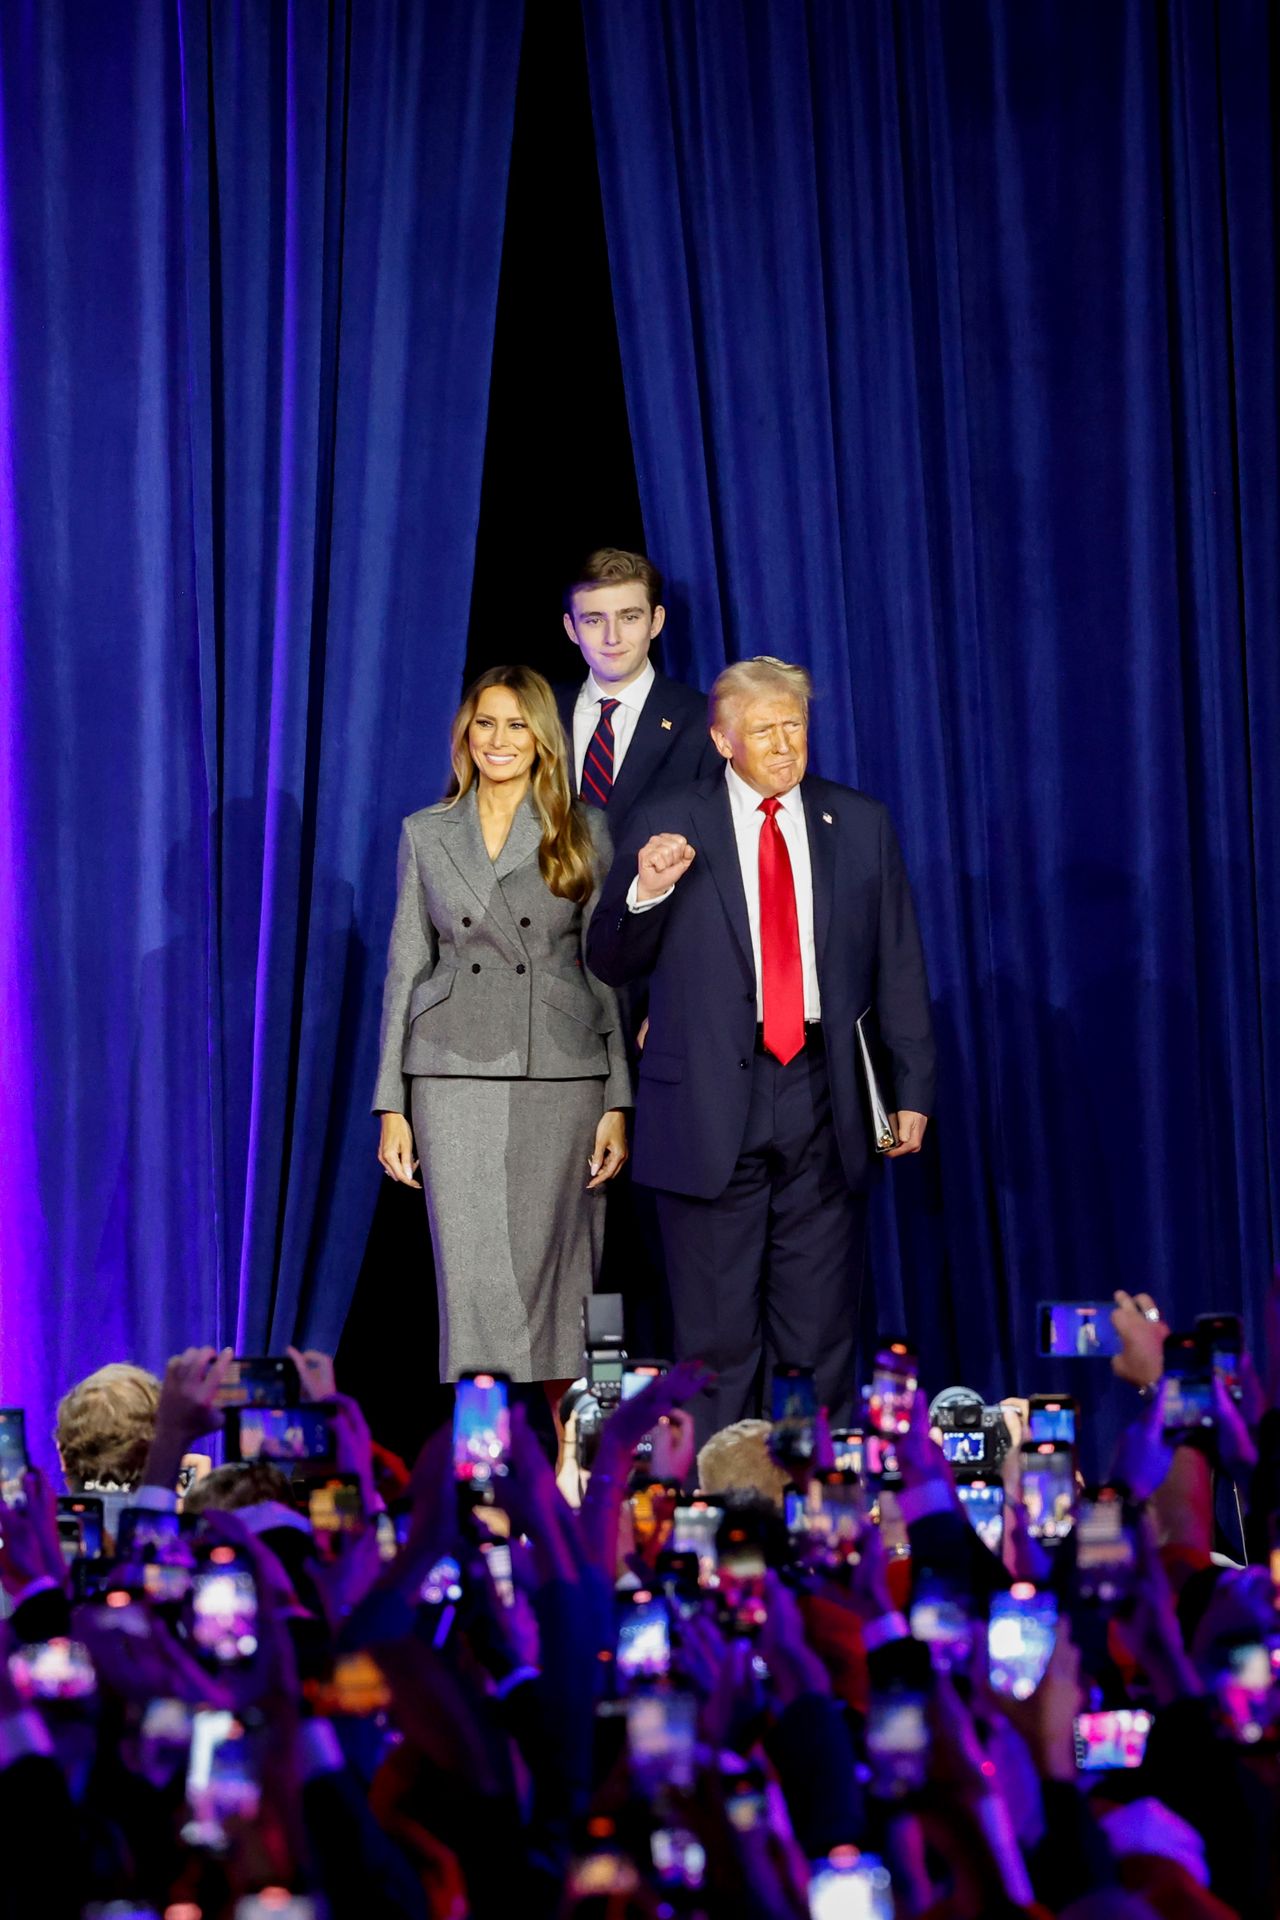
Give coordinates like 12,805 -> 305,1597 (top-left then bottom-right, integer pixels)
637,832 -> 696,902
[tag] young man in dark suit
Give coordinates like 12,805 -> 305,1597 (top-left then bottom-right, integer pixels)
557,548 -> 720,838
558,548 -> 719,1356
587,656 -> 936,1441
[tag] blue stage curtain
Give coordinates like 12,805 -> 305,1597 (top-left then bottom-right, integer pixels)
583,0 -> 1279,1420
0,0 -> 522,1450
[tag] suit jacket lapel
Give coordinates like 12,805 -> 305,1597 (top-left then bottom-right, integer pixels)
690,778 -> 754,981
802,779 -> 836,971
439,789 -> 527,957
609,676 -> 676,815
493,795 -> 542,882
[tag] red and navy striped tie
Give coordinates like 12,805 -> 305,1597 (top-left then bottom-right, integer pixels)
580,697 -> 621,807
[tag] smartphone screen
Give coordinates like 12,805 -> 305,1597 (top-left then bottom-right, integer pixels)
452,1372 -> 510,1487
1021,1445 -> 1076,1540
673,1502 -> 720,1586
480,1538 -> 516,1609
1074,1489 -> 1136,1603
622,1361 -> 667,1458
182,1708 -> 260,1849
865,1433 -> 901,1487
1028,1398 -> 1077,1444
215,1355 -> 300,1410
771,1364 -> 819,1466
788,1472 -> 863,1564
650,1826 -> 707,1890
717,1536 -> 768,1633
1073,1708 -> 1153,1771
989,1584 -> 1057,1698
626,1690 -> 696,1794
308,1476 -> 364,1542
0,1409 -> 28,1504
866,1345 -> 917,1436
940,1427 -> 987,1470
117,1507 -> 183,1558
830,1428 -> 865,1476
1037,1303 -> 1123,1358
956,1480 -> 1005,1554
909,1571 -> 974,1667
616,1590 -> 671,1686
56,1495 -> 105,1562
865,1692 -> 928,1795
8,1637 -> 97,1703
191,1548 -> 259,1664
629,1481 -> 678,1555
230,1404 -> 335,1465
1196,1314 -> 1243,1400
420,1554 -> 463,1606
809,1848 -> 894,1920
1162,1374 -> 1215,1436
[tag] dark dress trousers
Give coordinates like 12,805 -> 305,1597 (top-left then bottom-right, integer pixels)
555,670 -> 722,843
586,770 -> 936,1436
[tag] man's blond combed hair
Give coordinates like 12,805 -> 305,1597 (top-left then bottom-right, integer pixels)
709,656 -> 813,728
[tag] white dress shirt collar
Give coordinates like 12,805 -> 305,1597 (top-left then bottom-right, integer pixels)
579,657 -> 655,715
724,761 -> 805,825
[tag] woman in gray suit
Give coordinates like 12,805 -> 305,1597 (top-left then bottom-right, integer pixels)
374,665 -> 632,1398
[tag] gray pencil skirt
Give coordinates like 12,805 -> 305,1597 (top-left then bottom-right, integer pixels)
410,1074 -> 609,1382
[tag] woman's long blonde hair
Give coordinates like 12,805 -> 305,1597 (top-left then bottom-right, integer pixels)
445,665 -> 597,904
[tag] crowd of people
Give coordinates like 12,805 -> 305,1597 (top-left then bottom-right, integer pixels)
1,1284 -> 1278,1919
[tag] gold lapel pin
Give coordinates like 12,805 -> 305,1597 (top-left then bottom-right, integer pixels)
660,717 -> 673,730
822,812 -> 833,824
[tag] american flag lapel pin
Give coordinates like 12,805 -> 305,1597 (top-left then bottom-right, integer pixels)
660,717 -> 673,730
822,812 -> 833,824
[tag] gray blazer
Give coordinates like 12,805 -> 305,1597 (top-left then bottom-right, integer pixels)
372,787 -> 632,1117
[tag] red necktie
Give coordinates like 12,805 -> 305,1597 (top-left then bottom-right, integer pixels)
580,697 -> 620,807
758,796 -> 805,1064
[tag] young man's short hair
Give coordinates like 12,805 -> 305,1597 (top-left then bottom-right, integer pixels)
564,547 -> 664,614
55,1363 -> 162,1491
181,1460 -> 293,1516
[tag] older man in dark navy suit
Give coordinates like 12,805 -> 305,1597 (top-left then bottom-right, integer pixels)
587,656 -> 935,1439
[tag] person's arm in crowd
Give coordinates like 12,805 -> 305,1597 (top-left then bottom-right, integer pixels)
756,1574 -> 866,1859
0,1470 -> 72,1641
923,1672 -> 1039,1912
577,1359 -> 709,1581
998,1620 -> 1120,1910
297,1720 -> 430,1920
138,1345 -> 236,1497
0,1678 -> 83,1920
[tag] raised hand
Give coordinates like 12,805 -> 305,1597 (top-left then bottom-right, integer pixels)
636,832 -> 696,901
286,1346 -> 337,1403
1110,1290 -> 1168,1389
0,1469 -> 69,1596
141,1347 -> 236,1491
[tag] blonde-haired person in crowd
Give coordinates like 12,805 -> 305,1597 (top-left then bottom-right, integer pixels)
374,666 -> 632,1412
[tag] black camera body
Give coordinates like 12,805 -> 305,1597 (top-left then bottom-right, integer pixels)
928,1386 -> 1011,1482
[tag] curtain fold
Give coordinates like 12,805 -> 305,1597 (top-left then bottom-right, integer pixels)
0,0 -> 523,1448
583,0 -> 1279,1431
